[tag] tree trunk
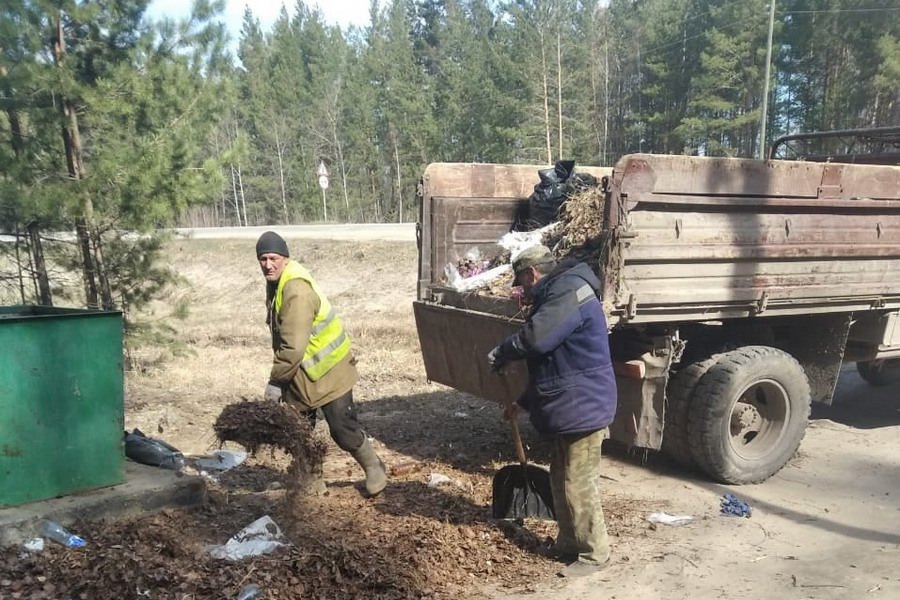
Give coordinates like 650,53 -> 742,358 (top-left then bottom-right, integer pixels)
213,135 -> 227,226
0,68 -> 46,305
0,65 -> 25,157
556,27 -> 563,159
91,229 -> 114,310
55,11 -> 100,309
26,223 -> 52,306
229,164 -> 241,226
273,121 -> 289,223
604,16 -> 610,165
75,220 -> 99,308
336,138 -> 350,221
370,167 -> 380,222
237,164 -> 248,227
22,231 -> 40,303
392,129 -> 403,223
5,106 -> 24,158
540,29 -> 553,164
13,225 -> 27,304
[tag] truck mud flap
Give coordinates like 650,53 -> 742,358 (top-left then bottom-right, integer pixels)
413,301 -> 527,405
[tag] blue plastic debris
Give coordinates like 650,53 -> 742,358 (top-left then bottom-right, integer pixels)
720,493 -> 752,518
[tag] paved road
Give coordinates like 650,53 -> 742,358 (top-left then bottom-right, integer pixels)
173,223 -> 417,242
1,224 -> 418,244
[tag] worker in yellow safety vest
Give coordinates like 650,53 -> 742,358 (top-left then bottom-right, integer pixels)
256,231 -> 387,496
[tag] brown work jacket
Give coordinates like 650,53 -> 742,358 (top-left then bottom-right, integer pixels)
267,277 -> 358,409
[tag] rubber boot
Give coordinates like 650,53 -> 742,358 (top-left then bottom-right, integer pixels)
351,438 -> 388,496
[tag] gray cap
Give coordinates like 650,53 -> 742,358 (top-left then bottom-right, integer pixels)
512,244 -> 554,285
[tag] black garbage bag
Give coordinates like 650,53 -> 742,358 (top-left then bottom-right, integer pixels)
527,159 -> 577,228
564,172 -> 599,196
124,428 -> 185,470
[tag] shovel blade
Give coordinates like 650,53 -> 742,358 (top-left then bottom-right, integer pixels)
492,464 -> 555,520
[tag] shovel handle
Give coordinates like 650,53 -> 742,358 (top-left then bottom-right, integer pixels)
505,398 -> 528,466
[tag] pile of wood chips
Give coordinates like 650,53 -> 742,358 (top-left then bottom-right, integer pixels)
214,400 -> 326,496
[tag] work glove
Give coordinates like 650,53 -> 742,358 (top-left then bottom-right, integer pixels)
264,382 -> 284,403
487,345 -> 507,373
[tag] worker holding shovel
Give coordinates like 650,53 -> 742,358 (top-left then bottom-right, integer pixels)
488,244 -> 617,578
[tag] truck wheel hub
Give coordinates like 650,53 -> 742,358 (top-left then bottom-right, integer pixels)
731,403 -> 761,437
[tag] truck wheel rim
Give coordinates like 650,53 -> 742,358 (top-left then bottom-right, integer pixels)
728,379 -> 790,461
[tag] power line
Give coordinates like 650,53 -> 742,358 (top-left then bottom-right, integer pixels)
621,16 -> 762,68
785,8 -> 900,15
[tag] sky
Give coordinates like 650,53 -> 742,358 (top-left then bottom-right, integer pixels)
146,0 -> 373,48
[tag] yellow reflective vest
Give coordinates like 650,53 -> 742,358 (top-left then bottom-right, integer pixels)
273,260 -> 351,381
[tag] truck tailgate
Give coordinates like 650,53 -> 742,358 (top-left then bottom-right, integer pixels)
413,301 -> 527,405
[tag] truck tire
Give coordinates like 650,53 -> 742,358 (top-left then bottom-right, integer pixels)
687,346 -> 811,484
663,355 -> 722,468
856,359 -> 900,387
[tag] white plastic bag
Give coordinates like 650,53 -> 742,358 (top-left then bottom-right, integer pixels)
498,222 -> 559,262
193,450 -> 247,472
444,263 -> 463,287
208,515 -> 285,561
646,512 -> 694,526
427,473 -> 453,487
449,264 -> 511,292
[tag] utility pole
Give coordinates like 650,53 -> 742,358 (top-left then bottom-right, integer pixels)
759,0 -> 776,159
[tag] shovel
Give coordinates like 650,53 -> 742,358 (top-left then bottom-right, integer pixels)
491,398 -> 555,520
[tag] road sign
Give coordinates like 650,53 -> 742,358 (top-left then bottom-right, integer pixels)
318,175 -> 329,190
317,161 -> 329,177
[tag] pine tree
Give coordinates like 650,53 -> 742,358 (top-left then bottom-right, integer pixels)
1,0 -> 228,315
676,0 -> 772,157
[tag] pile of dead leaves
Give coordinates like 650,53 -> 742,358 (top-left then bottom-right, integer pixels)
0,454 -> 654,600
214,400 -> 326,495
0,506 -> 427,600
0,481 -> 561,599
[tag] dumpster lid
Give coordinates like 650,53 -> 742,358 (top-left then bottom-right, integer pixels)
0,305 -> 122,321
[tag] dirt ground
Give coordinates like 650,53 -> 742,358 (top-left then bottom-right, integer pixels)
3,237 -> 898,599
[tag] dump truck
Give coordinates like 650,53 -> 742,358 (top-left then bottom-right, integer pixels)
413,128 -> 900,484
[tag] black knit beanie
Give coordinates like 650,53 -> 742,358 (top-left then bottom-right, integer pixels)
255,231 -> 290,258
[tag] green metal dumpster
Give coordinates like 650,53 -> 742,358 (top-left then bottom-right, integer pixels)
0,306 -> 125,507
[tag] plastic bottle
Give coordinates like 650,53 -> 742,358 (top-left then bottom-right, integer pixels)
237,584 -> 262,600
38,520 -> 87,548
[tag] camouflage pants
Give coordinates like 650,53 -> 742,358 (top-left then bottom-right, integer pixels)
549,428 -> 610,564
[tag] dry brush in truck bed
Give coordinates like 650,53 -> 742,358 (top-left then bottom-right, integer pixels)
547,185 -> 606,261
